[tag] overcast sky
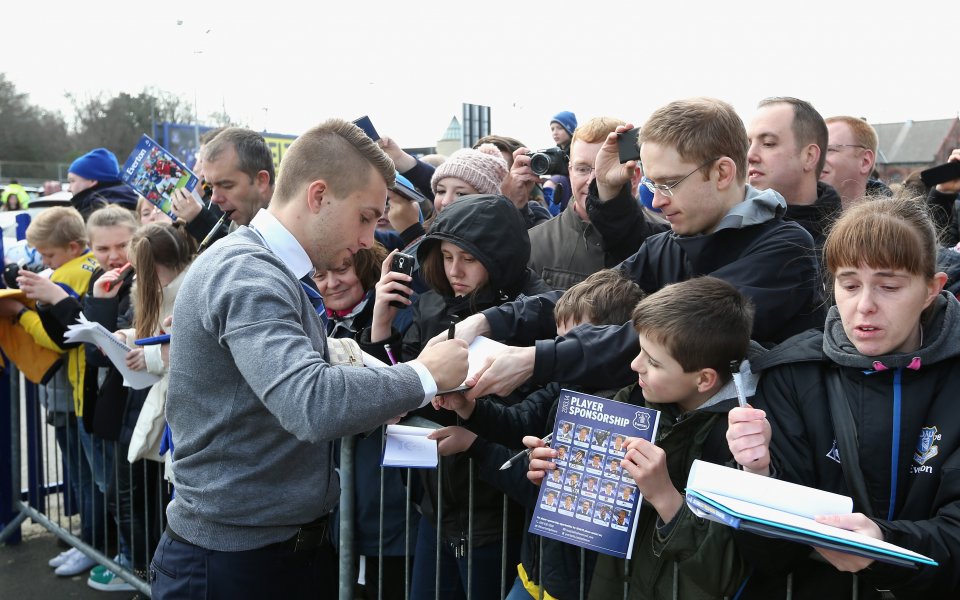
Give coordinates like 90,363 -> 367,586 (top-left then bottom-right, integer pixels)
5,1 -> 958,152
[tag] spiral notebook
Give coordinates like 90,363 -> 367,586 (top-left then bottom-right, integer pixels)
63,314 -> 161,390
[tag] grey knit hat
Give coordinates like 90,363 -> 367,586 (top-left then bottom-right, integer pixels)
430,143 -> 508,195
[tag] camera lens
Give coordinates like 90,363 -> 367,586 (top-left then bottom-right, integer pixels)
529,153 -> 550,176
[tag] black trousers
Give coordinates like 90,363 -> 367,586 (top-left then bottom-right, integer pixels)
150,530 -> 338,599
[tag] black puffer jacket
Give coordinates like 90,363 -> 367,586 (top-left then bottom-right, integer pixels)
484,185 -> 825,390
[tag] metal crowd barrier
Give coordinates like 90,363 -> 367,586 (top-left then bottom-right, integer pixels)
1,358 -> 831,600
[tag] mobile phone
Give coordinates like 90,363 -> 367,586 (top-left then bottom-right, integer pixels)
104,262 -> 134,292
617,127 -> 641,164
352,115 -> 380,142
920,162 -> 960,188
389,252 -> 415,309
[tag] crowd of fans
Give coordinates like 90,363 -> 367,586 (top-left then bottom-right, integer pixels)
4,96 -> 960,600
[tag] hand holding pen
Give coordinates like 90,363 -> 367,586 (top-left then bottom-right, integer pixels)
501,432 -> 552,470
521,434 -> 559,485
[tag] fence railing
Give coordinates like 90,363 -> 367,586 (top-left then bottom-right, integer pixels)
1,362 -> 834,600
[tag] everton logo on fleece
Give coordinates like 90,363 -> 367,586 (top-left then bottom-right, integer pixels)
633,411 -> 651,431
914,426 -> 940,467
826,439 -> 841,464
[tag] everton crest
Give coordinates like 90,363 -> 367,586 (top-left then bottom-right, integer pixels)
914,426 -> 940,466
633,411 -> 651,431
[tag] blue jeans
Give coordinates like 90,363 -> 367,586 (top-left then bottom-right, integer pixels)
76,418 -> 111,551
505,575 -> 535,600
53,418 -> 82,517
409,519 -> 520,600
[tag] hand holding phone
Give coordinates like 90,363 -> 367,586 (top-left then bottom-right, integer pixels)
617,127 -> 641,164
389,252 -> 415,309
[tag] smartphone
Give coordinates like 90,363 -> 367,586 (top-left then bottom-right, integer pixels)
352,115 -> 380,142
920,162 -> 960,188
389,252 -> 415,308
617,127 -> 641,164
104,262 -> 134,292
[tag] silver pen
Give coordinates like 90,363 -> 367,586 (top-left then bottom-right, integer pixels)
499,432 -> 553,471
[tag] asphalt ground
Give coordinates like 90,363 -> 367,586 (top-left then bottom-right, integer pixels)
1,522 -> 111,599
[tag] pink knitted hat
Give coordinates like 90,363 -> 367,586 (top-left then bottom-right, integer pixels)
430,144 -> 508,195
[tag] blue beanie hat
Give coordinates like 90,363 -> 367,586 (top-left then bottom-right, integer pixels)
550,111 -> 578,137
69,148 -> 121,182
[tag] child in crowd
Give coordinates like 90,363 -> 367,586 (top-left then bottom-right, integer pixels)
363,194 -> 550,600
527,276 -> 759,599
116,222 -> 196,506
728,197 -> 960,598
0,207 -> 102,577
430,268 -> 644,600
19,206 -> 167,589
118,222 -> 195,393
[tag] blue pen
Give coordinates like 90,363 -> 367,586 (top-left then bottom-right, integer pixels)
134,333 -> 171,346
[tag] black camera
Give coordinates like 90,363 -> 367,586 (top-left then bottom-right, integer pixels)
527,147 -> 569,177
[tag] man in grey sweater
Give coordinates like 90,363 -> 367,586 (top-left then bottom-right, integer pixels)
152,119 -> 468,599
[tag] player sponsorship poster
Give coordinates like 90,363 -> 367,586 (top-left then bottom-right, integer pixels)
529,389 -> 660,559
120,134 -> 202,219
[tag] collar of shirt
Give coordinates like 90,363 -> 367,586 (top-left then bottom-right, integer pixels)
249,208 -> 313,280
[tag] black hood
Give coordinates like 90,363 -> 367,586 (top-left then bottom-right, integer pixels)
418,194 -> 532,300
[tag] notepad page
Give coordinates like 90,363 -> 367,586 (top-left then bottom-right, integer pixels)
686,460 -> 851,519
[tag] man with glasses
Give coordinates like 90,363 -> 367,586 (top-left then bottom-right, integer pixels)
821,116 -> 890,208
439,97 -> 824,397
527,116 -> 667,290
746,97 -> 841,247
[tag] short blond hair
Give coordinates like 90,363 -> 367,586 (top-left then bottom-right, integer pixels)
825,116 -> 879,154
571,117 -> 625,147
273,119 -> 395,204
26,207 -> 88,248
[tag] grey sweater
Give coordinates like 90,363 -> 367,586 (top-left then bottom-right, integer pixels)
166,227 -> 426,551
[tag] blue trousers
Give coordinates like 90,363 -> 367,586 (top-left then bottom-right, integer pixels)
150,531 -> 337,600
409,519 -> 520,600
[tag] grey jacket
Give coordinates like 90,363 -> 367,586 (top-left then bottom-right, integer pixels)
165,227 -> 427,552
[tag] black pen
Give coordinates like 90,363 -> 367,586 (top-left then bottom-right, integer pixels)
448,321 -> 456,340
500,433 -> 553,471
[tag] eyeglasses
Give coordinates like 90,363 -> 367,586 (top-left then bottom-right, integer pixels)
640,157 -> 719,198
570,164 -> 594,177
826,144 -> 869,154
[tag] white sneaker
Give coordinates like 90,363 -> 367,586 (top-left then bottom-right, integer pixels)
48,547 -> 81,568
54,549 -> 97,577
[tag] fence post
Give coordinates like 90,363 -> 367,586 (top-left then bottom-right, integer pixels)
339,434 -> 356,600
1,362 -> 22,544
24,381 -> 45,512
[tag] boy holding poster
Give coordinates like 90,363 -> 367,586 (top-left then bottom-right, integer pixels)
528,276 -> 760,599
429,269 -> 644,600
